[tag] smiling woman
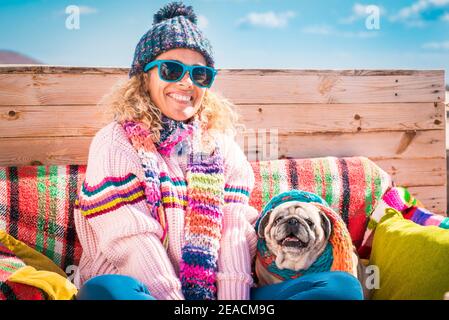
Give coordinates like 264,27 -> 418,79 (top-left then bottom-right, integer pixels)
74,1 -> 256,301
73,1 -> 363,302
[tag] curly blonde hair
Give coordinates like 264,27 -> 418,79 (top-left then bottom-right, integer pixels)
100,73 -> 244,143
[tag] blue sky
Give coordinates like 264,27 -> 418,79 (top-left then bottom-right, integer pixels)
1,0 -> 448,83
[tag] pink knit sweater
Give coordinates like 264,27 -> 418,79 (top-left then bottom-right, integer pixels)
73,121 -> 258,300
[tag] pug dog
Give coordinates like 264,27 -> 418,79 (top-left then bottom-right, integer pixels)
255,200 -> 372,299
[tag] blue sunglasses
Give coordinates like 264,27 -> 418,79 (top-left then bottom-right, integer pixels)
143,59 -> 217,88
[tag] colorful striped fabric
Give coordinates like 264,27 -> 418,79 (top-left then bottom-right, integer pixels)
224,183 -> 251,204
0,166 -> 84,273
0,242 -> 46,300
249,157 -> 392,253
382,187 -> 449,229
75,173 -> 147,219
180,150 -> 225,300
0,156 -> 391,273
360,186 -> 449,257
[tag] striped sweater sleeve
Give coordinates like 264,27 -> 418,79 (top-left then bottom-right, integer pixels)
216,134 -> 259,300
76,141 -> 184,300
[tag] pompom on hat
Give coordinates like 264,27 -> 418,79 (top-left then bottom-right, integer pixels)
129,1 -> 215,78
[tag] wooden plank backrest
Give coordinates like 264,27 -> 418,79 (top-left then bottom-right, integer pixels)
0,65 -> 446,214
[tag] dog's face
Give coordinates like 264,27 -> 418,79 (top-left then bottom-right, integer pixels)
258,201 -> 332,271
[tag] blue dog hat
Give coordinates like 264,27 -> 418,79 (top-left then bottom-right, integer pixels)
255,189 -> 330,233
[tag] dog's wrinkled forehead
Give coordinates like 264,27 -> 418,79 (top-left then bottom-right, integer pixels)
270,201 -> 322,220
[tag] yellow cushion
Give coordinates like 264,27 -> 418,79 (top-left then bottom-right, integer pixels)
8,266 -> 77,300
0,230 -> 78,299
0,230 -> 66,278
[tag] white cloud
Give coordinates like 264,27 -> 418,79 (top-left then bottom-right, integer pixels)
237,11 -> 296,28
340,3 -> 385,24
422,40 -> 449,50
301,24 -> 378,38
197,15 -> 209,29
442,12 -> 449,21
390,0 -> 449,23
430,0 -> 449,5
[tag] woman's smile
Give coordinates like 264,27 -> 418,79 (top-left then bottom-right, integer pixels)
166,92 -> 194,106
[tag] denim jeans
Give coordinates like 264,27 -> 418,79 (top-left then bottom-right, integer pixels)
76,271 -> 363,300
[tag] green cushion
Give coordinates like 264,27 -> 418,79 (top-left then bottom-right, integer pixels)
370,209 -> 449,300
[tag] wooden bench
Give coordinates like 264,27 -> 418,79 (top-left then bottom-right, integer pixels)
0,66 -> 446,214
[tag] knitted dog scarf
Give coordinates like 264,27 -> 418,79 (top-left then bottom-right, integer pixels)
255,190 -> 355,282
122,115 -> 225,300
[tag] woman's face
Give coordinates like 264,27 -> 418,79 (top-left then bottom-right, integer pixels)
144,48 -> 208,122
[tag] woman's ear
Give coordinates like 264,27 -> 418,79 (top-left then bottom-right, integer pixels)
143,73 -> 150,86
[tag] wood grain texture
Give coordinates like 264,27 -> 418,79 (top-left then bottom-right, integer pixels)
0,136 -> 92,166
0,135 -> 444,186
0,105 -> 112,137
0,73 -> 125,106
0,103 -> 444,138
213,70 -> 444,104
237,130 -> 445,161
0,68 -> 444,105
0,66 -> 440,75
375,158 -> 446,187
235,102 -> 444,133
0,130 -> 445,166
407,185 -> 446,215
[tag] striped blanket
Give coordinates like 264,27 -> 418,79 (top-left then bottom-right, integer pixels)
0,156 -> 391,272
0,166 -> 84,272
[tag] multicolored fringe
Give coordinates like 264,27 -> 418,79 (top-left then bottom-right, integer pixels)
249,157 -> 392,255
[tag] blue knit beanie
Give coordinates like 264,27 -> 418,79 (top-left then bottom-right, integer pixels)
255,190 -> 330,233
129,1 -> 215,78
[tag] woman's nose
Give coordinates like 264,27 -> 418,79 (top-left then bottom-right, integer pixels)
178,71 -> 193,87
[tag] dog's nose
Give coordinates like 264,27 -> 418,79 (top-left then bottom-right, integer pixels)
288,218 -> 299,226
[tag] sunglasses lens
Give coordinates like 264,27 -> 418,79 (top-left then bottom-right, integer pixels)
192,67 -> 214,87
160,61 -> 184,81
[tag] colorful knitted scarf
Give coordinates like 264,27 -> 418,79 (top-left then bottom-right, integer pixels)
255,190 -> 355,282
122,115 -> 225,300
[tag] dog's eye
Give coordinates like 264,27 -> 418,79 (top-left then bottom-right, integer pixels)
274,216 -> 283,225
305,219 -> 314,227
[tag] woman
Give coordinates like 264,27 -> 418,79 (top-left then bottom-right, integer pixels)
74,1 -> 363,300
